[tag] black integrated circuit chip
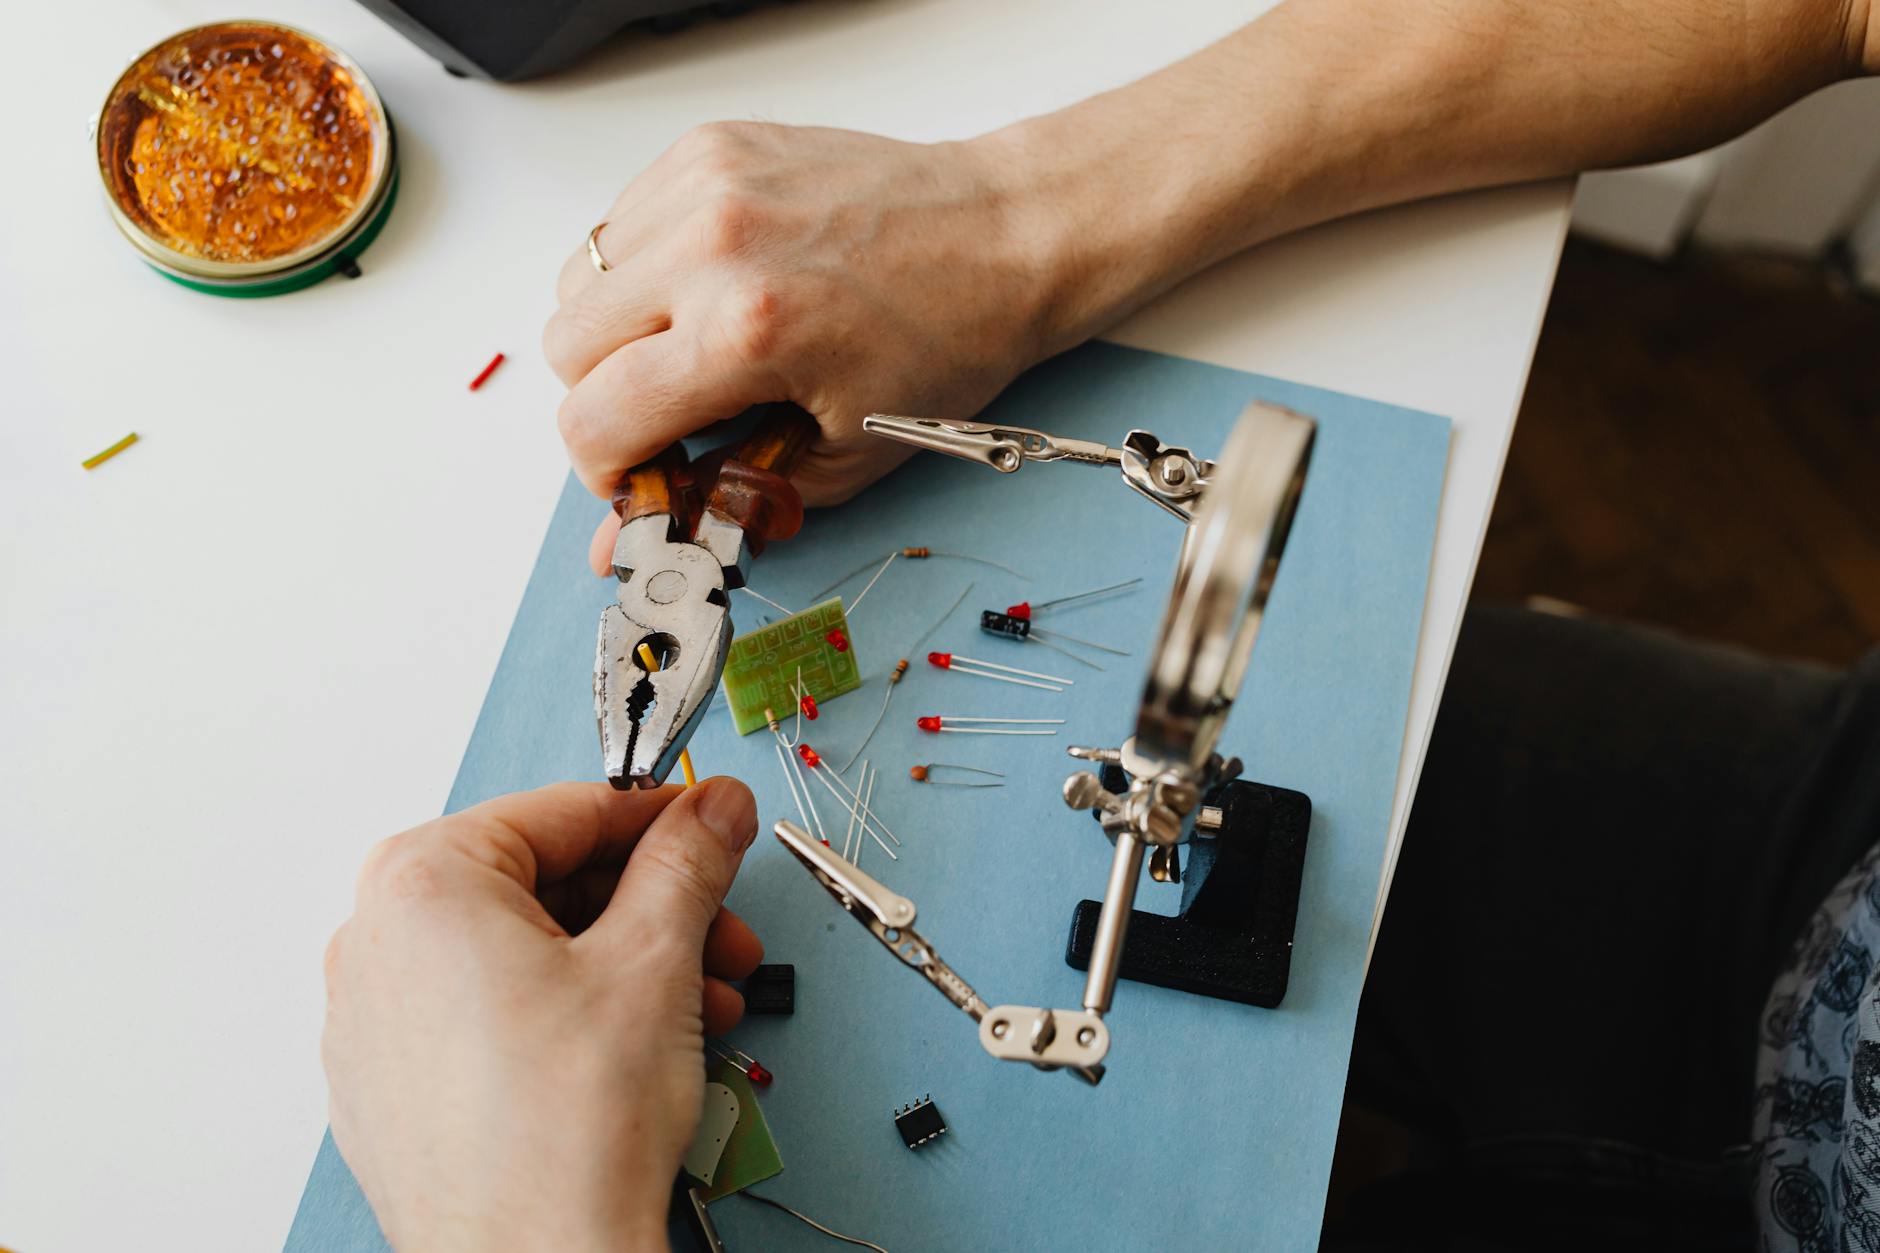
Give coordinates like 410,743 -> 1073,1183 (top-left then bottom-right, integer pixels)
740,963 -> 794,1015
893,1095 -> 947,1149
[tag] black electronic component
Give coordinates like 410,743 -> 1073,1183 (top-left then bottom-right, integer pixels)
355,0 -> 776,81
979,609 -> 1031,639
740,963 -> 795,1015
893,1096 -> 947,1149
1066,774 -> 1311,1008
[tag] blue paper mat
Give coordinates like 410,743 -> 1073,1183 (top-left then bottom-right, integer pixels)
288,341 -> 1450,1251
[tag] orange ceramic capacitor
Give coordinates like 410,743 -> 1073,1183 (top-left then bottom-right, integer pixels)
94,21 -> 398,295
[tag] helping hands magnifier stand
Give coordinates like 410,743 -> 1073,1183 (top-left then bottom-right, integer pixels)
774,402 -> 1316,1083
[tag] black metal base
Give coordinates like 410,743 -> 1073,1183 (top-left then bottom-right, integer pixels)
1064,775 -> 1310,1008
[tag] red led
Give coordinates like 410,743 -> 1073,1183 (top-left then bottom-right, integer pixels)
825,629 -> 849,652
747,1062 -> 774,1087
1005,602 -> 1033,620
917,716 -> 943,732
799,694 -> 819,720
797,744 -> 821,767
927,651 -> 952,669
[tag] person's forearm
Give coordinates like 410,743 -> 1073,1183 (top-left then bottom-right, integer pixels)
990,0 -> 1876,350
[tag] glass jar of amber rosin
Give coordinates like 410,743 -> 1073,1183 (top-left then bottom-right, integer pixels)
94,21 -> 398,296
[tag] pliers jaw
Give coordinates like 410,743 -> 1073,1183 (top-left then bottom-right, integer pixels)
590,404 -> 819,790
595,513 -> 733,790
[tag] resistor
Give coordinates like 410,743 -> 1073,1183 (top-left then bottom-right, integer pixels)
890,657 -> 910,684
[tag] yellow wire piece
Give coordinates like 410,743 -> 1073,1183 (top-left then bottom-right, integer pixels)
82,432 -> 139,470
635,642 -> 697,787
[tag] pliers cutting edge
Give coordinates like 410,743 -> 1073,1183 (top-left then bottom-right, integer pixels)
596,404 -> 818,789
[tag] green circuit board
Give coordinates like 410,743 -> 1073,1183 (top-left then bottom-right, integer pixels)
723,598 -> 862,735
700,1056 -> 783,1201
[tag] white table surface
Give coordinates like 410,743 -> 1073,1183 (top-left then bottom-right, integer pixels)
0,0 -> 1569,1246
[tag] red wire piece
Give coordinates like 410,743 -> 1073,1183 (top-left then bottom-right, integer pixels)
1006,602 -> 1033,620
825,628 -> 849,652
799,693 -> 819,720
927,652 -> 953,669
746,1062 -> 774,1087
467,352 -> 505,391
797,744 -> 821,767
916,716 -> 943,732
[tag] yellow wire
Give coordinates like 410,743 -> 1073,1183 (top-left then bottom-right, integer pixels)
82,431 -> 139,470
635,642 -> 697,786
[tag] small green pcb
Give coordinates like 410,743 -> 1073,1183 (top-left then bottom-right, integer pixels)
701,1057 -> 784,1201
723,598 -> 862,735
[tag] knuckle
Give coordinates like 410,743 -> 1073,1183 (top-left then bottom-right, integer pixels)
680,119 -> 752,160
717,281 -> 785,366
541,312 -> 576,379
556,391 -> 597,453
697,194 -> 763,259
357,834 -> 447,904
354,832 -> 404,885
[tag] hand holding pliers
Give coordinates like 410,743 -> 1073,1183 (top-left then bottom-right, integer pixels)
595,404 -> 818,788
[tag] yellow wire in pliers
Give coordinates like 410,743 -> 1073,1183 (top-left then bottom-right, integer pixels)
635,642 -> 697,787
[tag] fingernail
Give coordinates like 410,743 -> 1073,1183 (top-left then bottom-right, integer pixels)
696,779 -> 757,851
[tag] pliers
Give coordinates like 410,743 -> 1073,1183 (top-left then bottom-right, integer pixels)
595,404 -> 818,789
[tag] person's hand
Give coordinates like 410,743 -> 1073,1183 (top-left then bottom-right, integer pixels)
321,777 -> 763,1253
543,121 -> 1070,575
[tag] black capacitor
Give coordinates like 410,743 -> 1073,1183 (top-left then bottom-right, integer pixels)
979,609 -> 1031,639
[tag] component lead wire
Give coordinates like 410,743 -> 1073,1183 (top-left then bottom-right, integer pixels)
769,719 -> 829,845
845,550 -> 899,615
813,548 -> 1027,602
1028,578 -> 1143,614
1031,625 -> 1129,656
808,754 -> 903,847
736,585 -> 794,616
930,716 -> 1066,724
946,664 -> 1064,692
774,741 -> 815,840
912,582 -> 974,652
859,766 -> 879,862
922,726 -> 1057,736
1023,632 -> 1103,670
940,653 -> 1074,686
803,761 -> 896,860
737,1192 -> 893,1253
842,581 -> 979,773
841,760 -> 863,861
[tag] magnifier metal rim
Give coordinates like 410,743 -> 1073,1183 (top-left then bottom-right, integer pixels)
1133,401 -> 1315,774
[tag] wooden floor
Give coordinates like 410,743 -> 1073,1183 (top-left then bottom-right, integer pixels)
1475,239 -> 1880,666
